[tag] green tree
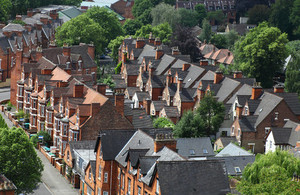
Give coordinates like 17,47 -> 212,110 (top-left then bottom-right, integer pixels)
236,150 -> 300,194
286,40 -> 300,53
55,14 -> 106,54
135,23 -> 172,44
151,3 -> 180,30
153,117 -> 174,129
247,4 -> 270,25
234,22 -> 288,88
269,0 -> 294,40
285,52 -> 300,96
178,8 -> 199,28
108,36 -> 125,63
123,19 -> 142,35
198,19 -> 212,42
226,30 -> 239,50
132,0 -> 154,25
290,0 -> 300,39
0,0 -> 12,22
0,127 -> 43,194
195,4 -> 207,26
210,34 -> 227,49
30,131 -> 52,147
206,10 -> 225,25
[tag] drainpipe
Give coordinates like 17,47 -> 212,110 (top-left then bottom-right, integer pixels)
110,160 -> 113,195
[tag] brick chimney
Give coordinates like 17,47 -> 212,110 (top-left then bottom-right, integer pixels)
16,15 -> 22,21
40,16 -> 48,25
0,23 -> 5,29
200,60 -> 208,66
36,23 -> 42,30
274,84 -> 284,93
65,62 -> 71,74
172,46 -> 180,55
149,32 -> 155,44
182,63 -> 190,71
149,65 -> 155,78
233,71 -> 242,79
177,78 -> 183,92
96,83 -> 106,96
122,50 -> 127,63
50,10 -> 58,20
154,133 -> 177,152
63,43 -> 71,57
251,84 -> 262,100
36,46 -> 43,61
88,43 -> 95,60
90,103 -> 101,116
73,83 -> 84,98
27,10 -> 34,17
214,70 -> 223,84
136,38 -> 145,49
236,105 -> 243,118
155,46 -> 164,60
41,69 -> 52,75
154,37 -> 161,46
166,73 -> 172,87
143,98 -> 151,115
115,93 -> 124,116
25,24 -> 32,32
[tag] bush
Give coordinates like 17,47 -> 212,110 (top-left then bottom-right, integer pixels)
153,117 -> 174,129
114,61 -> 122,74
7,101 -> 12,111
30,131 -> 51,147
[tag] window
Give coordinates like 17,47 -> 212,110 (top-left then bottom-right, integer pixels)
32,116 -> 36,126
275,112 -> 279,120
245,106 -> 248,115
265,127 -> 270,135
238,129 -> 241,137
98,165 -> 102,180
128,178 -> 131,195
156,179 -> 160,194
63,124 -> 68,135
270,140 -> 272,149
103,191 -> 108,195
41,105 -> 45,116
104,172 -> 108,183
97,188 -> 101,195
189,149 -> 195,155
122,173 -> 125,189
48,112 -> 52,122
67,151 -> 70,161
145,192 -> 148,195
74,132 -> 78,141
203,149 -> 208,154
76,112 -> 79,125
231,126 -> 234,135
27,93 -> 30,103
138,186 -> 141,195
87,187 -> 91,195
89,169 -> 91,180
235,167 -> 241,173
33,100 -> 36,108
248,143 -> 255,153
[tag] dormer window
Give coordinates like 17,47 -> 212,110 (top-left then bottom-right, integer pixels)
67,151 -> 70,161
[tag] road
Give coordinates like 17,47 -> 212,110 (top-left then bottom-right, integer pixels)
0,89 -> 78,195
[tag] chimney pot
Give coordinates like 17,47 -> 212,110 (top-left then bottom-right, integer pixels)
251,84 -> 262,100
182,63 -> 190,71
115,93 -> 125,116
274,84 -> 284,93
214,70 -> 223,84
233,71 -> 242,79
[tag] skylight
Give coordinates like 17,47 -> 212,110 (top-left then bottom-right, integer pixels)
203,149 -> 208,154
235,167 -> 241,173
189,149 -> 195,155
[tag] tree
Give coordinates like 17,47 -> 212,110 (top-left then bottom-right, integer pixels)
135,23 -> 172,44
55,14 -> 106,54
173,110 -> 204,138
108,36 -> 125,63
290,0 -> 300,39
206,10 -> 225,25
236,150 -> 300,194
151,3 -> 180,30
286,40 -> 300,53
269,0 -> 294,40
123,19 -> 142,35
198,19 -> 212,43
234,22 -> 288,88
247,4 -> 270,25
226,30 -> 239,50
153,117 -> 174,129
178,8 -> 199,28
132,0 -> 154,25
235,0 -> 269,18
171,26 -> 200,62
0,0 -> 12,22
0,127 -> 43,194
30,131 -> 52,147
210,34 -> 227,49
195,4 -> 207,26
285,52 -> 300,96
196,93 -> 225,136
85,7 -> 124,46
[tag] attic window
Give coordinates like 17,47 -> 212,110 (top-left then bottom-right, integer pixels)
265,127 -> 270,135
275,112 -> 279,120
203,149 -> 208,154
259,108 -> 263,113
235,167 -> 241,173
188,78 -> 191,82
189,149 -> 195,155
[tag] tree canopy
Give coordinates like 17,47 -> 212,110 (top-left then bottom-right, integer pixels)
134,23 -> 172,44
236,150 -> 300,194
123,19 -> 143,35
0,0 -> 12,22
194,4 -> 207,26
234,22 -> 288,88
108,36 -> 125,63
247,4 -> 270,25
151,3 -> 180,30
173,93 -> 225,137
153,117 -> 174,129
285,51 -> 300,96
198,19 -> 212,43
0,127 -> 43,194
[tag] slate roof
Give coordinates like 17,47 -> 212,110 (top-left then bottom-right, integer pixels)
227,23 -> 256,35
218,137 -> 237,147
139,128 -> 173,139
69,140 -> 96,160
94,130 -> 136,160
139,156 -> 159,175
126,87 -> 139,98
180,88 -> 197,102
0,174 -> 17,191
274,92 -> 300,116
199,44 -> 218,56
134,91 -> 150,101
167,84 -> 177,97
239,115 -> 258,132
170,59 -> 189,69
162,106 -> 180,118
216,143 -> 253,157
126,64 -> 139,76
2,23 -> 24,32
150,75 -> 165,88
227,84 -> 252,104
59,7 -> 82,19
131,109 -> 153,129
216,77 -> 240,102
127,149 -> 149,168
155,55 -> 176,75
176,137 -> 214,158
137,44 -> 156,64
247,99 -> 260,114
272,127 -> 292,145
152,101 -> 167,111
285,120 -> 300,147
183,65 -> 206,88
157,160 -> 230,195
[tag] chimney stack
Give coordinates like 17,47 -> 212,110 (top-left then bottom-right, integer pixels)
74,83 -> 84,98
166,72 -> 172,87
96,83 -> 107,96
143,98 -> 151,115
200,60 -> 208,66
172,46 -> 180,55
155,46 -> 164,60
36,46 -> 43,61
63,43 -> 71,57
88,42 -> 95,60
214,70 -> 223,84
236,105 -> 243,118
251,83 -> 262,100
233,71 -> 242,79
27,10 -> 34,17
149,65 -> 155,78
40,16 -> 49,25
154,37 -> 161,46
149,32 -> 155,44
115,93 -> 124,116
16,15 -> 22,21
154,133 -> 177,152
182,63 -> 190,71
177,78 -> 183,92
122,50 -> 127,63
274,84 -> 284,93
50,10 -> 58,20
136,38 -> 145,49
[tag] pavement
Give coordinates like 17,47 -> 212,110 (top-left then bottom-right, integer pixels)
0,89 -> 78,195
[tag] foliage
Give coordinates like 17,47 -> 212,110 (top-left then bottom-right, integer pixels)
0,113 -> 8,129
247,4 -> 270,25
286,40 -> 300,53
233,22 -> 288,88
55,14 -> 105,54
16,109 -> 25,120
218,63 -> 235,75
285,51 -> 300,96
269,0 -> 294,40
206,10 -> 225,25
210,34 -> 227,49
123,19 -> 142,35
174,93 -> 225,137
30,131 -> 52,148
198,19 -> 211,43
11,19 -> 26,25
194,4 -> 207,26
98,74 -> 115,89
108,36 -> 125,63
135,23 -> 172,44
0,127 -> 43,194
235,0 -> 269,17
178,8 -> 199,28
236,150 -> 300,194
85,7 -> 124,46
132,0 -> 154,25
153,117 -> 174,129
115,61 -> 122,74
151,3 -> 180,30
226,30 -> 239,50
7,101 -> 12,111
0,0 -> 12,22
290,0 -> 300,39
